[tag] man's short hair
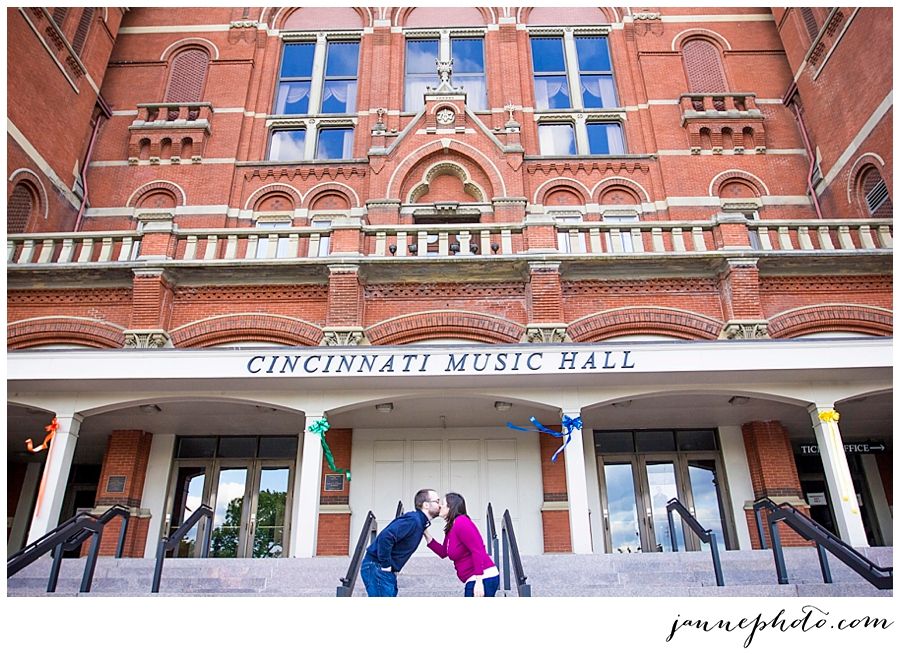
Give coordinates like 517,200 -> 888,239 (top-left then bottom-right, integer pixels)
414,488 -> 436,510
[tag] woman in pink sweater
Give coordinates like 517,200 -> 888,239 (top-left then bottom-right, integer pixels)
424,492 -> 500,597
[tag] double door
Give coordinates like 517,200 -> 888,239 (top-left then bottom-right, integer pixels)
166,460 -> 294,558
599,454 -> 729,554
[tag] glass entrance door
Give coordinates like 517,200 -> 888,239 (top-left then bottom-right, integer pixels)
596,429 -> 733,554
164,436 -> 297,558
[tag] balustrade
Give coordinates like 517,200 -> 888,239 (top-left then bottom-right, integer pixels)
365,224 -> 522,257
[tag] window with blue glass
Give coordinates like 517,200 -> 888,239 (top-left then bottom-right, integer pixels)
405,36 -> 486,111
275,40 -> 359,115
531,38 -> 570,110
538,124 -> 576,156
269,130 -> 306,161
576,37 -> 617,108
586,122 -> 625,155
316,128 -> 354,160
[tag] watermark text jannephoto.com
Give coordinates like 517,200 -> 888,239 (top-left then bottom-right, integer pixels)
665,604 -> 894,648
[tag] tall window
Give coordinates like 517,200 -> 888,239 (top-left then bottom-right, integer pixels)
530,34 -> 618,110
51,8 -> 69,27
270,39 -> 359,161
164,49 -> 210,103
404,34 -> 487,111
682,40 -> 727,93
539,124 -> 576,156
800,8 -> 821,42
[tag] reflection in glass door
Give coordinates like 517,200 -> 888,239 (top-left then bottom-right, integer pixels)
602,461 -> 642,553
250,467 -> 290,558
210,466 -> 250,558
685,459 -> 726,552
168,465 -> 208,558
643,461 -> 684,552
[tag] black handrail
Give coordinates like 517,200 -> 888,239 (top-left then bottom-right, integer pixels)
500,509 -> 531,596
337,510 -> 378,596
753,497 -> 892,590
8,504 -> 132,593
666,498 -> 725,587
151,504 -> 213,593
395,500 -> 404,518
485,503 -> 499,562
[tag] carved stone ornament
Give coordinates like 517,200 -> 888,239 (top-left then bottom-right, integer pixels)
720,321 -> 769,340
123,330 -> 172,348
436,108 -> 456,125
525,326 -> 569,343
322,329 -> 366,346
436,59 -> 453,84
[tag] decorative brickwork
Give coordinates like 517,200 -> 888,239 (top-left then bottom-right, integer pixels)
539,429 -> 571,553
767,304 -> 892,338
567,307 -> 722,342
8,317 -> 126,349
316,428 -> 352,555
170,313 -> 324,347
366,311 -> 524,345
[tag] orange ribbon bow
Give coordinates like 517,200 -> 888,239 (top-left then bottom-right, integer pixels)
26,418 -> 59,453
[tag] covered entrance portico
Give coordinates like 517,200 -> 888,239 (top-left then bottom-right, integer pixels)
7,337 -> 891,559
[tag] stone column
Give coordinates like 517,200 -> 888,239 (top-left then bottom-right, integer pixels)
8,461 -> 42,551
809,405 -> 868,546
27,413 -> 82,543
560,407 -> 592,553
293,413 -> 325,557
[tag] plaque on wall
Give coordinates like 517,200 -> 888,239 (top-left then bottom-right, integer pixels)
106,475 -> 126,493
324,474 -> 345,492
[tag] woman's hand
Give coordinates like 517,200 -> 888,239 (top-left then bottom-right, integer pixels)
423,529 -> 433,543
473,578 -> 485,597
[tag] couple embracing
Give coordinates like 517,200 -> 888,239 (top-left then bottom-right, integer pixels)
360,488 -> 500,597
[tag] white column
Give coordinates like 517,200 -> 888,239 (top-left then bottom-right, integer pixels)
561,407 -> 592,553
808,405 -> 868,547
293,413 -> 325,557
8,461 -> 43,551
27,413 -> 82,544
141,433 -> 176,558
717,425 -> 754,550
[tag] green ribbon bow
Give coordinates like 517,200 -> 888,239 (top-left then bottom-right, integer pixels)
308,417 -> 351,481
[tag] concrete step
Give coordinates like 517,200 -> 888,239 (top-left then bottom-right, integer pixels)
8,547 -> 891,597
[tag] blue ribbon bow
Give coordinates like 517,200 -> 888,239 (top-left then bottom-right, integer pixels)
507,415 -> 583,462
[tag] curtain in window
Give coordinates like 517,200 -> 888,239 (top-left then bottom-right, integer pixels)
534,77 -> 570,110
405,78 -> 433,112
580,75 -> 617,108
322,81 -> 357,112
538,124 -> 576,156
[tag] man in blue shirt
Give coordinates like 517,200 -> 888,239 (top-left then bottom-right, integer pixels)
361,488 -> 441,597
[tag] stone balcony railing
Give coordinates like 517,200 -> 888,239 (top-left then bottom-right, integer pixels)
7,219 -> 892,267
128,102 -> 214,164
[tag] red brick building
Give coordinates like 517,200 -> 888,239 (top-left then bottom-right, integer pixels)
7,7 -> 892,564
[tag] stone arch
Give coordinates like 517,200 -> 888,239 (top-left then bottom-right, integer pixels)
767,304 -> 892,339
275,6 -> 368,30
303,182 -> 361,209
709,170 -> 769,197
567,307 -> 723,341
126,180 -> 187,208
8,317 -> 127,349
407,161 -> 487,204
169,313 -> 324,347
534,179 -> 590,206
387,140 -> 506,198
244,183 -> 302,211
847,154 -> 891,218
671,28 -> 732,52
396,6 -> 492,27
521,6 -> 618,24
591,176 -> 651,205
366,311 -> 525,345
159,38 -> 219,62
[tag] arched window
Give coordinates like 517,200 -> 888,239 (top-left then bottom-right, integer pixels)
682,39 -> 727,93
860,168 -> 892,218
72,8 -> 95,55
164,49 -> 210,103
8,183 -> 36,233
800,8 -> 820,42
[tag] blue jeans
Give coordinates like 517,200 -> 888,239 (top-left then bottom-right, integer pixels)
361,556 -> 398,597
464,575 -> 500,597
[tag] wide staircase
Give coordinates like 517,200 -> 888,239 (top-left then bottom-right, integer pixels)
7,499 -> 893,597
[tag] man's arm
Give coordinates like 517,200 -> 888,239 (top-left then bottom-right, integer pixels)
376,517 -> 416,570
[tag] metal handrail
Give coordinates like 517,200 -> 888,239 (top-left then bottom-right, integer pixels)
151,505 -> 213,593
666,498 -> 725,587
395,500 -> 404,518
337,510 -> 378,597
500,509 -> 531,596
485,503 -> 499,562
7,504 -> 132,593
752,497 -> 892,589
